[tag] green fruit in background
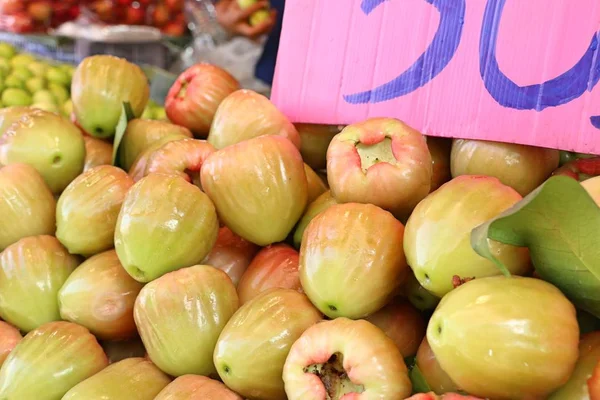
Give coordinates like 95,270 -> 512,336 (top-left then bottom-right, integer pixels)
0,43 -> 16,59
46,66 -> 70,86
56,166 -> 134,257
4,75 -> 24,90
293,190 -> 337,249
63,358 -> 171,400
11,66 -> 33,81
0,164 -> 56,251
31,102 -> 60,114
141,106 -> 154,119
33,89 -> 56,104
0,77 -> 5,94
0,236 -> 80,332
10,53 -> 35,69
60,64 -> 75,80
63,99 -> 74,116
28,61 -> 49,77
49,82 -> 69,104
0,109 -> 86,193
72,55 -> 150,138
153,107 -> 168,121
25,76 -> 46,93
0,321 -> 108,400
249,8 -> 271,26
1,88 -> 31,106
0,58 -> 10,74
115,174 -> 219,282
134,265 -> 239,376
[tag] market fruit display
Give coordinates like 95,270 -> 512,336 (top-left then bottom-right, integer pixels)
0,53 -> 599,399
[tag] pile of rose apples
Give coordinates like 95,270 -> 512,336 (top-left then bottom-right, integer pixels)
0,53 -> 598,400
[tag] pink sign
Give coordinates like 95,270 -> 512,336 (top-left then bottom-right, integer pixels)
271,0 -> 600,154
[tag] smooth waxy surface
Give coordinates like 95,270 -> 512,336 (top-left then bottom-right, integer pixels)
155,375 -> 243,400
127,132 -> 191,182
83,136 -> 113,171
0,106 -> 32,135
0,322 -> 21,367
292,190 -> 338,249
416,338 -> 460,394
144,138 -> 215,184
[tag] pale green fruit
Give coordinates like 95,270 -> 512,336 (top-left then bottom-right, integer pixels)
48,82 -> 69,104
11,66 -> 33,81
0,109 -> 86,193
0,322 -> 21,368
46,66 -> 70,86
72,55 -> 150,138
292,190 -> 337,249
155,375 -> 243,400
28,61 -> 49,77
60,64 -> 75,80
0,321 -> 108,400
1,87 -> 31,106
0,58 -> 10,74
0,164 -> 56,251
10,53 -> 36,68
25,76 -> 46,93
4,75 -> 24,90
115,174 -> 219,282
63,357 -> 171,400
428,276 -> 579,399
0,43 -> 16,59
62,98 -> 74,117
0,236 -> 80,332
0,106 -> 33,134
134,265 -> 239,376
214,289 -> 322,400
141,106 -> 154,119
57,166 -> 134,256
304,163 -> 328,205
32,102 -> 60,114
154,107 -> 168,121
249,9 -> 271,26
83,135 -> 113,172
33,89 -> 56,104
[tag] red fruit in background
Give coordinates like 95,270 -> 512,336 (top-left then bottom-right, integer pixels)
5,13 -> 34,33
151,3 -> 170,26
0,0 -> 23,15
91,0 -> 115,22
117,0 -> 133,6
27,1 -> 52,22
165,0 -> 183,12
591,360 -> 600,399
125,4 -> 146,25
161,21 -> 186,36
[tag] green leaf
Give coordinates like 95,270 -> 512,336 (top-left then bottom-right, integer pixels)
471,175 -> 600,318
409,364 -> 432,394
111,102 -> 135,167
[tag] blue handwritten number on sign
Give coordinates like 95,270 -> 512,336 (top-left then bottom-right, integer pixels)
344,0 -> 466,104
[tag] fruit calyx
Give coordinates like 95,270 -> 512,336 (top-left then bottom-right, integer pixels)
452,275 -> 475,289
303,352 -> 365,399
355,137 -> 397,173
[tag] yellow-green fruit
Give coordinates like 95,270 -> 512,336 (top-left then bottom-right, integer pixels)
214,289 -> 322,400
72,55 -> 150,138
0,106 -> 33,135
127,133 -> 191,181
48,82 -> 69,104
1,87 -> 31,106
25,76 -> 46,93
0,321 -> 108,400
404,175 -> 531,297
0,164 -> 56,251
304,163 -> 328,205
56,165 -> 134,256
33,89 -> 56,104
10,53 -> 35,68
427,276 -> 579,399
0,43 -> 16,59
46,66 -> 70,87
32,102 -> 60,114
62,357 -> 171,400
249,9 -> 270,26
0,322 -> 21,368
83,136 -> 113,171
0,109 -> 86,193
115,174 -> 219,282
201,135 -> 308,246
62,98 -> 74,117
134,265 -> 239,376
292,190 -> 338,249
0,236 -> 80,332
28,61 -> 49,77
155,375 -> 243,400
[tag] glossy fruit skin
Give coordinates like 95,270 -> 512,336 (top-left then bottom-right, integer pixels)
548,331 -> 600,399
327,118 -> 432,220
165,63 -> 240,138
0,322 -> 21,367
202,226 -> 260,286
58,250 -> 144,341
402,272 -> 440,311
62,357 -> 171,400
201,135 -> 308,246
115,174 -> 219,283
416,337 -> 460,394
0,109 -> 86,193
283,317 -> 411,400
426,136 -> 452,192
215,289 -> 322,400
134,265 -> 239,376
450,139 -> 560,196
207,89 -> 301,150
0,163 -> 56,251
404,175 -> 531,298
145,138 -> 216,184
300,203 -> 409,319
128,133 -> 191,182
57,165 -> 134,256
582,176 -> 600,207
427,276 -> 579,399
292,190 -> 338,249
72,55 -> 150,138
405,393 -> 483,400
155,375 -> 243,400
83,136 -> 113,171
295,123 -> 342,170
0,236 -> 80,332
0,106 -> 32,135
238,244 -> 301,305
365,299 -> 426,358
0,321 -> 108,400
119,119 -> 193,171
304,163 -> 328,205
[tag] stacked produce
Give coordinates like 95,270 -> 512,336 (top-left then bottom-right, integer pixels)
0,0 -> 80,33
0,52 -> 599,400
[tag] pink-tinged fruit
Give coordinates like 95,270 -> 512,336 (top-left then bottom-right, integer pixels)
590,360 -> 600,400
127,132 -> 191,182
405,393 -> 483,400
83,136 -> 113,171
0,322 -> 21,367
416,337 -> 460,394
155,375 -> 243,400
292,190 -> 338,249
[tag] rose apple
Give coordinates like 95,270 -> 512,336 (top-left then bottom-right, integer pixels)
125,4 -> 146,25
72,55 -> 150,138
27,2 -> 52,22
134,265 -> 239,376
165,0 -> 184,12
0,322 -> 21,367
428,276 -> 579,399
155,375 -> 243,400
152,3 -> 170,26
214,289 -> 322,400
0,106 -> 32,135
295,123 -> 342,170
0,0 -> 23,14
0,236 -> 80,332
0,164 -> 56,251
292,190 -> 338,249
201,135 -> 307,246
237,244 -> 301,305
364,299 -> 426,358
590,361 -> 600,400
165,63 -> 240,137
207,89 -> 300,150
0,109 -> 86,193
304,163 -> 328,205
416,338 -> 460,394
404,175 -> 531,298
63,357 -> 171,400
426,136 -> 452,192
83,136 -> 113,171
402,272 -> 440,311
128,132 -> 192,181
162,22 -> 187,37
115,173 -> 219,282
405,393 -> 483,400
582,176 -> 600,207
300,203 -> 409,319
451,139 -> 560,196
102,336 -> 147,364
283,318 -> 411,399
554,156 -> 600,181
119,118 -> 193,171
327,118 -> 432,220
56,165 -> 134,256
0,321 -> 108,400
202,226 -> 260,286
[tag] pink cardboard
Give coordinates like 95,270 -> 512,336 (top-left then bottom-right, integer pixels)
271,0 -> 600,154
